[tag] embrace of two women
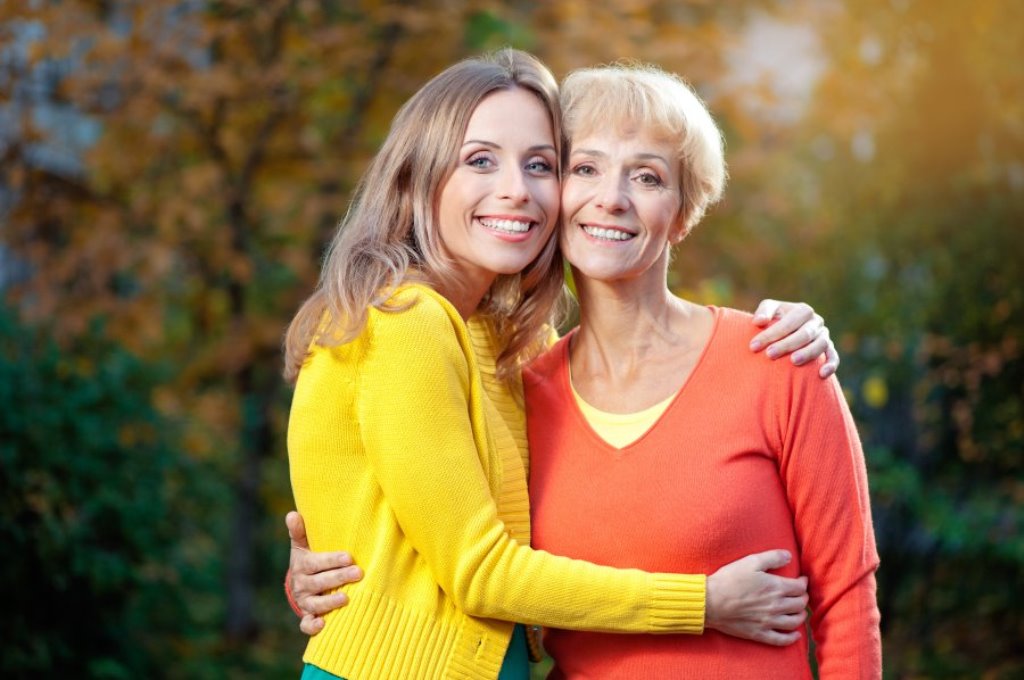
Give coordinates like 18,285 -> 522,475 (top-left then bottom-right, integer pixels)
282,49 -> 880,680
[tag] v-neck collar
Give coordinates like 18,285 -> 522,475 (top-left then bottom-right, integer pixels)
558,306 -> 722,454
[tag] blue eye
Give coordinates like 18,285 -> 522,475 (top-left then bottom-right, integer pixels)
467,155 -> 494,169
526,160 -> 554,174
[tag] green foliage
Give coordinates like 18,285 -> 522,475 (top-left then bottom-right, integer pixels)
464,10 -> 536,52
0,305 -> 223,677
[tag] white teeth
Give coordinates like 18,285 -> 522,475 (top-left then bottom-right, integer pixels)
582,226 -> 634,241
480,218 -> 532,234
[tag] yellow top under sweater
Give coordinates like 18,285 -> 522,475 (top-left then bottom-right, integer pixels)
288,283 -> 705,680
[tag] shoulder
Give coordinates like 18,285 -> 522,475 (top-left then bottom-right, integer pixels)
703,306 -> 832,406
700,306 -> 766,372
369,283 -> 465,340
710,306 -> 758,344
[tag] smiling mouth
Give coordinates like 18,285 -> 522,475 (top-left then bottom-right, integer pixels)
581,225 -> 636,241
479,217 -> 535,235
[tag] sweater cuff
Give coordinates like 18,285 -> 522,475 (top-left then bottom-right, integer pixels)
648,574 -> 706,634
285,568 -> 304,618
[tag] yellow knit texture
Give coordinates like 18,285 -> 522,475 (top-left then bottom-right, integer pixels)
288,284 -> 705,679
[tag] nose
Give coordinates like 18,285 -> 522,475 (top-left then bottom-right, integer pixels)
497,166 -> 530,205
594,174 -> 629,213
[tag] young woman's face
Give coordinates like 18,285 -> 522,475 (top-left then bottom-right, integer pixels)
436,87 -> 560,293
560,128 -> 684,284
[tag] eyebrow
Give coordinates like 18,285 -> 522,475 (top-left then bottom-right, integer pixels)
462,140 -> 557,154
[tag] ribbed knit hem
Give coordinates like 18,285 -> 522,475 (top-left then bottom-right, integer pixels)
304,588 -> 513,679
648,574 -> 706,633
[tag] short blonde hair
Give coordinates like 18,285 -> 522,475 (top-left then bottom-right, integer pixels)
560,63 -> 726,232
284,49 -> 565,384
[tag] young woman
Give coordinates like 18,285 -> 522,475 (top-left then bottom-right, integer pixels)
285,50 -> 836,680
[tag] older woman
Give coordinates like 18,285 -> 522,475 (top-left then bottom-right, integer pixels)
520,65 -> 881,678
284,50 -> 826,680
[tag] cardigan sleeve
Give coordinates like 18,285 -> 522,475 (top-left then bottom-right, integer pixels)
356,295 -> 706,634
774,363 -> 882,679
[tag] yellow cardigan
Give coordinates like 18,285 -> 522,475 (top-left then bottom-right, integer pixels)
288,284 -> 705,680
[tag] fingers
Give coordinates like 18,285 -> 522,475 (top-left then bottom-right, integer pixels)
766,316 -> 824,360
299,613 -> 325,637
778,594 -> 810,618
820,337 -> 840,378
292,563 -> 362,616
744,549 -> 792,572
749,303 -> 818,354
752,299 -> 782,327
752,628 -> 802,647
301,565 -> 363,596
771,575 -> 809,598
294,549 -> 357,576
302,591 -> 351,616
789,325 -> 829,366
286,511 -> 309,550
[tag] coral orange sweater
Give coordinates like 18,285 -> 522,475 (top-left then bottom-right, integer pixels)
525,307 -> 882,679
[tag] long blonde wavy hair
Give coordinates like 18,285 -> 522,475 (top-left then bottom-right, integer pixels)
284,49 -> 566,384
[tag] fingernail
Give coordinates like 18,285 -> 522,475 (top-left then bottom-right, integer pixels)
766,347 -> 779,359
792,352 -> 804,364
750,340 -> 762,351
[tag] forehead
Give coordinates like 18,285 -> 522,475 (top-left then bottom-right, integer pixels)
463,88 -> 554,143
570,126 -> 677,163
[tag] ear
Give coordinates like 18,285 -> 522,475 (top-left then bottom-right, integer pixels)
668,213 -> 690,245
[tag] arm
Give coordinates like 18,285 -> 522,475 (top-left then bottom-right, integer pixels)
357,301 -> 706,633
287,510 -> 809,643
750,299 -> 839,378
775,366 -> 882,678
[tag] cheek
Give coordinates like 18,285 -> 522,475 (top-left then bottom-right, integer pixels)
535,178 -> 561,213
560,182 -> 586,221
649,199 -> 682,235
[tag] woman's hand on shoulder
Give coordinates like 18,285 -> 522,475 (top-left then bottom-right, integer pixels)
749,299 -> 839,378
286,511 -> 363,636
705,549 -> 809,646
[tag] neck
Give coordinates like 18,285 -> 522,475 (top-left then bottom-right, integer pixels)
436,274 -> 495,320
570,261 -> 705,378
572,251 -> 676,342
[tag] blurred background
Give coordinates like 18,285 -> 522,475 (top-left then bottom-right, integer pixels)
1,0 -> 1020,678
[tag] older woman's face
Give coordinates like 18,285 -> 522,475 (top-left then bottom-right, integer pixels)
560,128 -> 684,284
436,87 -> 560,293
